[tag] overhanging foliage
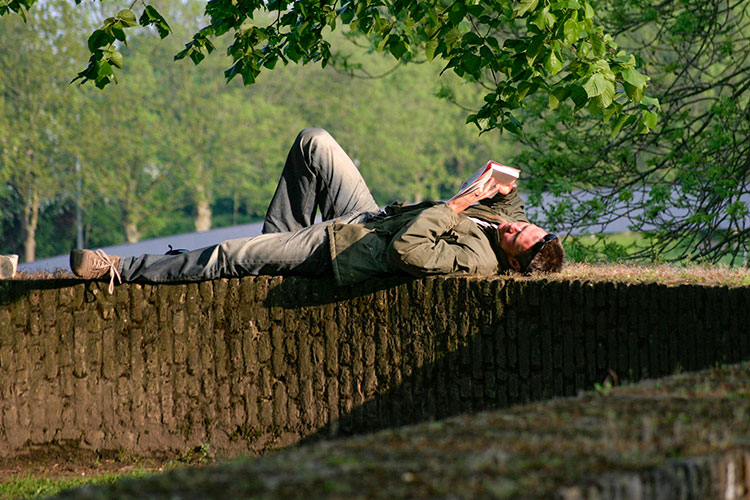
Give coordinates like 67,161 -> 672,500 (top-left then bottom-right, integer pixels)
2,0 -> 659,135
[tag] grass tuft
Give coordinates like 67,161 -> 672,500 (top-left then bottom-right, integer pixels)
550,262 -> 750,287
0,470 -> 152,500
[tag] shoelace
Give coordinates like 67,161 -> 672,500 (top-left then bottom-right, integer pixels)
94,249 -> 122,294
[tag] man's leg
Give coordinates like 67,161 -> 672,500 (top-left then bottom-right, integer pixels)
263,128 -> 379,233
119,221 -> 335,283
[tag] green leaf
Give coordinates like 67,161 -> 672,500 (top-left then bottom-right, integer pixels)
642,109 -> 658,129
442,28 -> 462,50
139,6 -> 171,38
514,0 -> 539,18
462,53 -> 482,75
583,1 -> 594,19
526,34 -> 545,64
641,95 -> 661,110
623,81 -> 644,102
338,3 -> 354,23
117,9 -> 138,27
544,50 -> 563,75
516,81 -> 531,101
504,38 -> 525,51
531,6 -> 556,31
511,55 -> 527,78
610,112 -> 629,137
388,36 -> 408,59
97,60 -> 114,78
425,39 -> 438,61
591,32 -> 604,57
569,84 -> 588,108
563,16 -> 581,45
602,101 -> 620,122
549,92 -> 560,110
88,30 -> 114,52
621,67 -> 648,88
467,4 -> 484,17
112,27 -> 126,42
595,87 -> 614,109
448,2 -> 467,25
189,49 -> 205,65
548,86 -> 570,110
587,98 -> 602,115
582,72 -> 607,97
591,58 -> 613,75
94,78 -> 110,89
612,53 -> 636,68
109,50 -> 124,68
480,45 -> 495,68
462,32 -> 484,46
503,113 -> 523,135
263,54 -> 278,69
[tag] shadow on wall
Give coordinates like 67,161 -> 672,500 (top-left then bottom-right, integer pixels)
0,279 -> 83,306
262,277 -> 750,447
264,274 -> 414,307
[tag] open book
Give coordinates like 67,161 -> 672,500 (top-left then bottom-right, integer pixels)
450,161 -> 520,200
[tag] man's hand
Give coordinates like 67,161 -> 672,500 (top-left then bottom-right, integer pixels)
446,179 -> 515,214
495,180 -> 515,196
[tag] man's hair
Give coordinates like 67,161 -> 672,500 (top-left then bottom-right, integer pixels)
515,234 -> 565,274
527,237 -> 565,273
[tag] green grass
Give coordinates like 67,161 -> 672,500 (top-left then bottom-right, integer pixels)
552,262 -> 750,287
548,231 -> 750,287
0,470 -> 153,500
566,231 -> 747,266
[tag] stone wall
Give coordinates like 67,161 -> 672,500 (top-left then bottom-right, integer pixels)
560,449 -> 750,500
0,276 -> 748,458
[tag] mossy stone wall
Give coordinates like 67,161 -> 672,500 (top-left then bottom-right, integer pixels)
0,276 -> 748,458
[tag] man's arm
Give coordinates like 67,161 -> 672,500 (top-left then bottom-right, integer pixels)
386,205 -> 485,276
386,180 -> 510,277
446,178 -> 506,214
480,186 -> 529,223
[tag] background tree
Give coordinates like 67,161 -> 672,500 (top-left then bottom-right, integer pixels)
80,77 -> 170,243
1,0 -> 517,260
513,0 -> 749,264
0,4 -> 84,262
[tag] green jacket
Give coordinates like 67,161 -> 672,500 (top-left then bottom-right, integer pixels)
327,189 -> 529,286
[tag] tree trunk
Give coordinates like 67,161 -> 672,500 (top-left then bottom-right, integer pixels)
124,218 -> 140,243
194,182 -> 212,232
21,189 -> 39,263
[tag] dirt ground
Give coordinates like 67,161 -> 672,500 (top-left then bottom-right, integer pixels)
0,441 -> 200,482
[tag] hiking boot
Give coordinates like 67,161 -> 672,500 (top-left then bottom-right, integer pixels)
70,249 -> 122,293
0,254 -> 18,279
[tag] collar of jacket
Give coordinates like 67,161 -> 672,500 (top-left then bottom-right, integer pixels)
463,204 -> 511,225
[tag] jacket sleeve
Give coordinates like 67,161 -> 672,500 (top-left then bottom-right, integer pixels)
386,204 -> 491,277
483,187 -> 529,223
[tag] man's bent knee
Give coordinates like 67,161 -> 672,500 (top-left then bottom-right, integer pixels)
297,127 -> 334,145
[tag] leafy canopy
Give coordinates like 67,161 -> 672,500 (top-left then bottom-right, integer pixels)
513,0 -> 749,265
1,0 -> 658,134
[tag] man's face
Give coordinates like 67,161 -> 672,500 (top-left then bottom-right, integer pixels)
497,222 -> 547,257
